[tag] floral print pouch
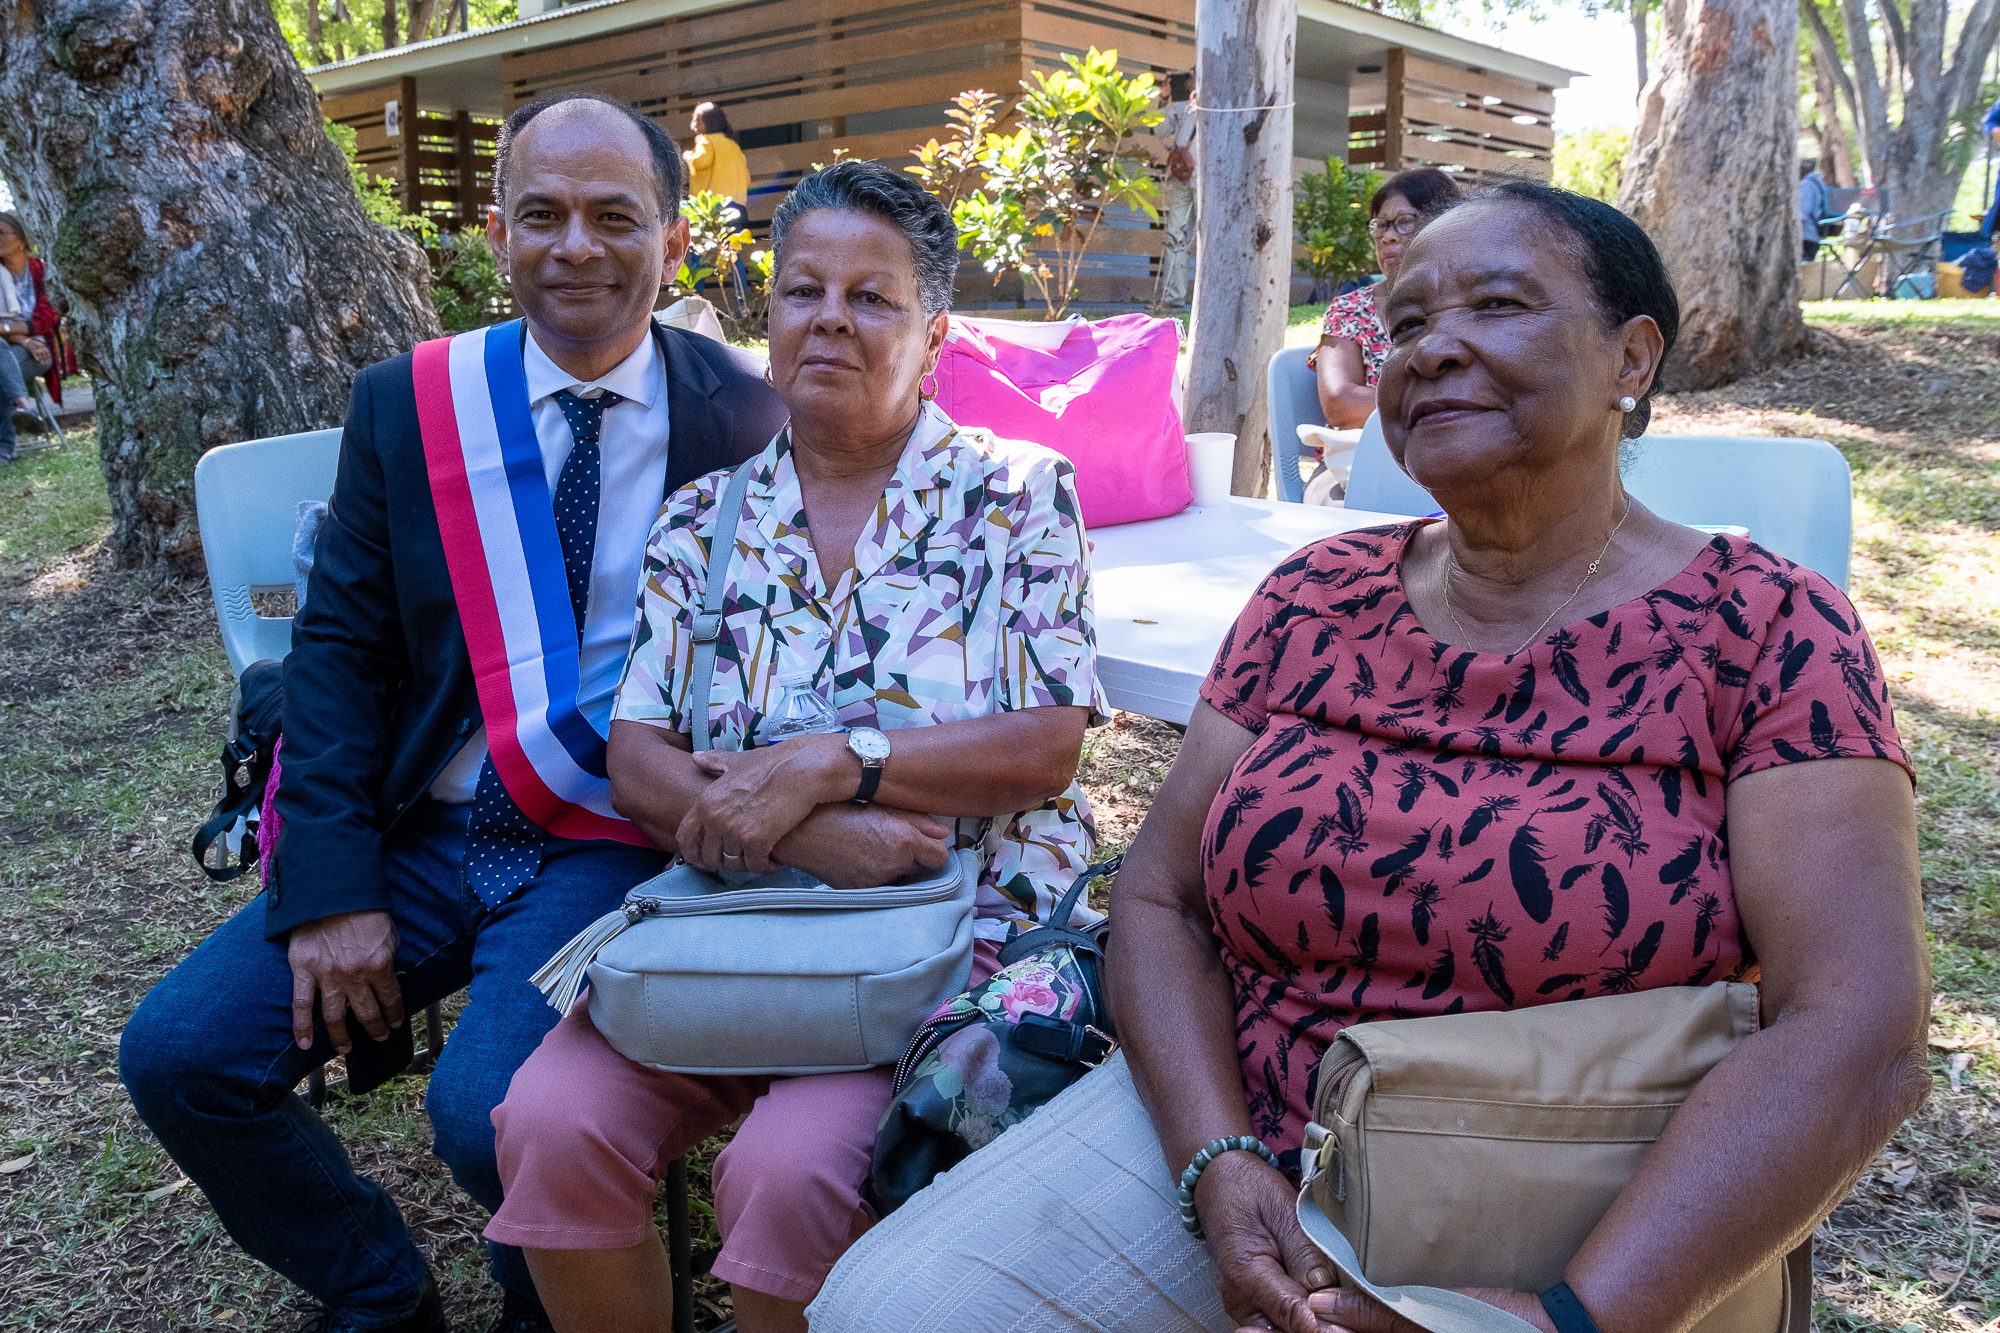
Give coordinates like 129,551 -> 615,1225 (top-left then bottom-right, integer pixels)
865,857 -> 1122,1216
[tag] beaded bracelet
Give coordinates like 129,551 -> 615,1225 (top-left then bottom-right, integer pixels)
1177,1135 -> 1280,1237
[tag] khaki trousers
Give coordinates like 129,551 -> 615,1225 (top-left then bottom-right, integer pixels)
808,1052 -> 1232,1332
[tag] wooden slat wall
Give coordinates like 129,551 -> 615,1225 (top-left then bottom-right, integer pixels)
493,0 -> 1193,304
325,80 -> 501,232
1349,49 -> 1554,185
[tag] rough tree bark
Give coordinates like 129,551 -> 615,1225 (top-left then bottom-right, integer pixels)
1807,26 -> 1858,186
1833,0 -> 2000,218
1620,0 -> 1803,390
1187,0 -> 1296,497
1632,0 -> 1649,96
0,0 -> 440,574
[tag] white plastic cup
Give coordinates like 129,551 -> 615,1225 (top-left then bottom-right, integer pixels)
1185,432 -> 1236,506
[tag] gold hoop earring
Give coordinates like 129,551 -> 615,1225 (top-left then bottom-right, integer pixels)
919,369 -> 939,401
764,364 -> 776,388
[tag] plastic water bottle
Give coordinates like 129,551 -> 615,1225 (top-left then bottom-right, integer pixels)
757,670 -> 844,747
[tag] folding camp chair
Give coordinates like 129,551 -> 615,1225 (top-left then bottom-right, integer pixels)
1814,187 -> 1891,298
194,434 -> 709,1333
1872,210 -> 1951,298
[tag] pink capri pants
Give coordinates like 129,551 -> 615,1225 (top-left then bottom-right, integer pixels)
485,940 -> 1001,1304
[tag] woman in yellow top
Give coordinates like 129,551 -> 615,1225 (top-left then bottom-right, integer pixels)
686,102 -> 751,212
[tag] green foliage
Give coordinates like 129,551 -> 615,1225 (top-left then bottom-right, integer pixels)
1294,158 -> 1381,299
270,0 -> 517,67
1553,125 -> 1630,205
667,190 -> 758,322
430,226 -> 510,333
913,49 -> 1164,320
324,119 -> 436,242
908,91 -> 1005,215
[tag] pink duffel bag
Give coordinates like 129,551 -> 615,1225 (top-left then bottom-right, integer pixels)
933,313 -> 1190,528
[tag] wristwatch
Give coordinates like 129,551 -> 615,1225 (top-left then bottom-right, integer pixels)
845,727 -> 891,804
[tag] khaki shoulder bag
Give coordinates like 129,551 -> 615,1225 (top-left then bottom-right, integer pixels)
1294,982 -> 1809,1333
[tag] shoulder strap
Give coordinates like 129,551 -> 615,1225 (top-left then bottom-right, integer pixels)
687,458 -> 759,754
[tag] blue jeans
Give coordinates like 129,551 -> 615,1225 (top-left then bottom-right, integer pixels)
120,801 -> 667,1328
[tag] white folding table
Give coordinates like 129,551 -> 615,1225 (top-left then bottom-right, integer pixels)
1089,498 -> 1415,726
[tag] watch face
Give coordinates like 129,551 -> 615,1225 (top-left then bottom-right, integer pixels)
848,728 -> 892,762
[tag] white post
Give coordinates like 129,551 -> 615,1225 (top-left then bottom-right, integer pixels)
1186,0 -> 1298,497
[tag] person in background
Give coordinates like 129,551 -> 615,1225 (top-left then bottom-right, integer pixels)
1799,161 -> 1831,261
1980,94 -> 2000,241
685,101 -> 751,225
0,212 -> 63,462
1310,167 -> 1460,429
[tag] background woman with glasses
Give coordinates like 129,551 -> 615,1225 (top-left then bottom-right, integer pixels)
1309,167 -> 1461,428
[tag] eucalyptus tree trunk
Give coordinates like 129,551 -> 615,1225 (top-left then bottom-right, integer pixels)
0,0 -> 440,575
1621,0 -> 1803,390
1833,0 -> 2000,219
1187,0 -> 1297,498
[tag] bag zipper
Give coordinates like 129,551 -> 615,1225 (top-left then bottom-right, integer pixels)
891,1011 -> 975,1093
620,872 -> 965,919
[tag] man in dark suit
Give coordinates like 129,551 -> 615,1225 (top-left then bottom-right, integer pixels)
121,92 -> 784,1333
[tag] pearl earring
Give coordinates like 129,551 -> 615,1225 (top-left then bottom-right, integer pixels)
1618,395 -> 1637,413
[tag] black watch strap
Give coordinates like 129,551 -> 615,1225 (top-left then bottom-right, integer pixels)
853,761 -> 883,805
1538,1283 -> 1603,1333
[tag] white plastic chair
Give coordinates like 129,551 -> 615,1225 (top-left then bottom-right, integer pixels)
1622,434 -> 1853,589
193,429 -> 343,675
1345,420 -> 1853,588
1344,412 -> 1441,517
1265,345 -> 1321,502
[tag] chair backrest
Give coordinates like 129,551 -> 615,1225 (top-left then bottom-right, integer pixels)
1343,412 -> 1442,517
1336,422 -> 1854,589
1266,345 -> 1320,502
1622,434 -> 1853,589
1824,185 -> 1888,220
193,429 -> 344,676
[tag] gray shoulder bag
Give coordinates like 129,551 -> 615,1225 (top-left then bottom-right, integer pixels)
531,459 -> 982,1076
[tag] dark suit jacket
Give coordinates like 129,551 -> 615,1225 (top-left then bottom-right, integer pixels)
268,322 -> 785,939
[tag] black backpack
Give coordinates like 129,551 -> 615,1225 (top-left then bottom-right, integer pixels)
191,658 -> 285,882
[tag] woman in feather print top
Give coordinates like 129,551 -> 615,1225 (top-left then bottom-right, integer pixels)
1100,185 -> 1929,1333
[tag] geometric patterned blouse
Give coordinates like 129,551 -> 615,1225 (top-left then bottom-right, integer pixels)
613,403 -> 1112,942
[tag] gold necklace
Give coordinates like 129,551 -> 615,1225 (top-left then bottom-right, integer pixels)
1439,499 -> 1631,657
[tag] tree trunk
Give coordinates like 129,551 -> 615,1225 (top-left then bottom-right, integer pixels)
1837,0 -> 2000,219
1620,0 -> 1803,390
1632,0 -> 1649,96
382,0 -> 398,50
0,0 -> 440,574
307,0 -> 325,66
1187,0 -> 1297,497
1809,37 -> 1857,186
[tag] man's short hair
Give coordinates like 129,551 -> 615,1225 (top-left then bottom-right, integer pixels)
492,92 -> 686,220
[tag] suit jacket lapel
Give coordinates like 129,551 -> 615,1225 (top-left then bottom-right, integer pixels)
654,322 -> 732,499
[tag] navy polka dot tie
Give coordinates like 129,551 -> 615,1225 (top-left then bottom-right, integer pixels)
463,386 -> 624,908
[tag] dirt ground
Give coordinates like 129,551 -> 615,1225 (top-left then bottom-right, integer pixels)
1,308 -> 1995,1330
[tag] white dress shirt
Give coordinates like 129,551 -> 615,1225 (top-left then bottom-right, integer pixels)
429,326 -> 672,803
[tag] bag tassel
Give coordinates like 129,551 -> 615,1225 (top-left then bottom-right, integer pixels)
530,905 -> 639,1014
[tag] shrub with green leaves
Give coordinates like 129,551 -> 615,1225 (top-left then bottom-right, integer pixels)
431,226 -> 511,333
913,49 -> 1164,320
324,119 -> 436,242
1294,158 -> 1381,302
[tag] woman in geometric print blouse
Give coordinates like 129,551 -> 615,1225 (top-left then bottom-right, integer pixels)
803,183 -> 1929,1333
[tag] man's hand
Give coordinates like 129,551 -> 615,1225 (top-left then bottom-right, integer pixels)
1194,1150 -> 1334,1333
287,910 -> 403,1055
774,803 -> 953,890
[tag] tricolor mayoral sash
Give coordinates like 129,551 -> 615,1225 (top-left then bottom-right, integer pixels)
412,319 -> 652,848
